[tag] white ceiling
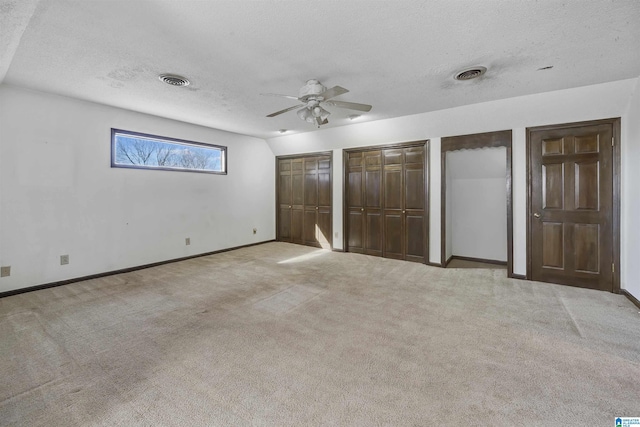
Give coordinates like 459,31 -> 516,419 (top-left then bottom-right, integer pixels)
1,0 -> 639,139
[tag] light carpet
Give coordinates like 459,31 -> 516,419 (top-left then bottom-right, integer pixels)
1,242 -> 639,426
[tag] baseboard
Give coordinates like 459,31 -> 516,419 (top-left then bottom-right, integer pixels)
621,289 -> 640,309
0,240 -> 276,299
425,261 -> 443,267
510,274 -> 527,280
445,255 -> 453,267
448,255 -> 507,266
331,248 -> 344,252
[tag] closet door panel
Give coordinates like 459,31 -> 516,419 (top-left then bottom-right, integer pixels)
317,207 -> 332,248
292,175 -> 304,206
404,167 -> 424,210
383,168 -> 403,209
383,152 -> 403,259
318,161 -> 331,207
291,207 -> 304,244
348,170 -> 363,207
277,158 -> 293,243
279,171 -> 292,206
366,212 -> 383,255
279,207 -> 291,241
304,168 -> 318,208
303,209 -> 318,246
404,146 -> 424,165
365,170 -> 382,208
384,148 -> 403,165
348,211 -> 365,252
384,213 -> 404,259
405,213 -> 425,262
364,151 -> 383,255
347,152 -> 365,253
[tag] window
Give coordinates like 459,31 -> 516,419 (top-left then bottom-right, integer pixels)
111,129 -> 226,174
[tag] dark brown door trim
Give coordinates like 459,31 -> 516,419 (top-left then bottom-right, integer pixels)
343,140 -> 430,263
276,151 -> 333,249
441,130 -> 514,277
526,118 -> 621,293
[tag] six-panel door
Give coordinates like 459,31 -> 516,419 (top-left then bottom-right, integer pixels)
529,123 -> 614,291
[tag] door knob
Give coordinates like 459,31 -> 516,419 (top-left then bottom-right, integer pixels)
288,205 -> 292,208
361,208 -> 364,212
402,210 -> 406,214
315,206 -> 318,210
533,212 -> 541,218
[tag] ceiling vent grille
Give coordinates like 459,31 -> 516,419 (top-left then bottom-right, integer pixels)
158,74 -> 190,87
454,66 -> 487,81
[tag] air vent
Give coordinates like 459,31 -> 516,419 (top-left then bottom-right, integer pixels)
158,74 -> 190,87
454,66 -> 487,81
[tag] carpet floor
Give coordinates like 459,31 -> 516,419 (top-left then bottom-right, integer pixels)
1,242 -> 639,426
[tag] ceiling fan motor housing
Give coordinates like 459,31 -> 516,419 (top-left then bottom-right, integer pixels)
299,79 -> 326,100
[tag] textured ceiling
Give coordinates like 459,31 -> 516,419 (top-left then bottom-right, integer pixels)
1,0 -> 639,139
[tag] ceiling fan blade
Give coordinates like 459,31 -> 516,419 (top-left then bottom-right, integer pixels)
324,100 -> 372,112
266,104 -> 305,117
261,93 -> 300,100
319,85 -> 348,100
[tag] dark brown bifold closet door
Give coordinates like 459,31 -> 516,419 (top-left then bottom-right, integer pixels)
402,146 -> 426,262
346,150 -> 383,256
346,143 -> 426,263
277,154 -> 332,249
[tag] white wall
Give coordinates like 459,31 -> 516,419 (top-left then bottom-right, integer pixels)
451,179 -> 507,261
448,147 -> 507,262
0,84 -> 275,293
267,78 -> 637,283
622,78 -> 640,299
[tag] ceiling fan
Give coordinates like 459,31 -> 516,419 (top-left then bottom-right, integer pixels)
263,79 -> 372,126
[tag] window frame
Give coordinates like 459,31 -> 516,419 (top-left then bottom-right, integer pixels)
110,128 -> 227,175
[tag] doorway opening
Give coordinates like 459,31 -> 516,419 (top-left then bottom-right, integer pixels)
441,130 -> 514,277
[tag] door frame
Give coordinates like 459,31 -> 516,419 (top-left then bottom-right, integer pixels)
526,118 -> 621,292
275,151 -> 333,248
342,140 -> 430,261
440,130 -> 514,277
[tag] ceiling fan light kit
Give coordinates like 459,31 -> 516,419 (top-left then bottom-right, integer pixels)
264,79 -> 372,128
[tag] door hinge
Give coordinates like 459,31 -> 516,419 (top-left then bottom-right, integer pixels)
612,263 -> 615,273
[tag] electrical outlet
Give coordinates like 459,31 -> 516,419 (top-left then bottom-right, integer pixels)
185,237 -> 191,246
0,266 -> 10,277
253,228 -> 257,234
60,255 -> 69,265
